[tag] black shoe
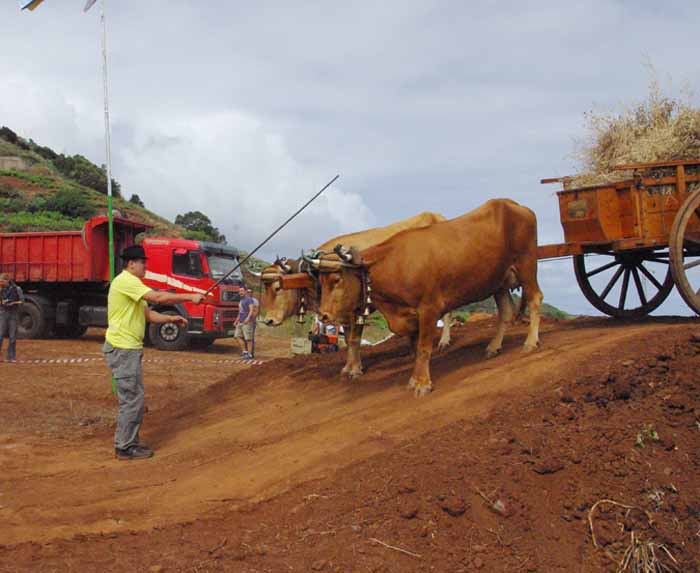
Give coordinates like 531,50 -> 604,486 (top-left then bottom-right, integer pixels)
115,445 -> 154,460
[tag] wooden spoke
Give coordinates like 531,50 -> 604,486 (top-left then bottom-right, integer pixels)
637,263 -> 663,290
599,265 -> 625,301
683,258 -> 700,271
631,266 -> 647,306
618,268 -> 631,310
586,260 -> 618,278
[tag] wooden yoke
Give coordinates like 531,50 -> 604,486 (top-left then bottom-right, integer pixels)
279,273 -> 314,290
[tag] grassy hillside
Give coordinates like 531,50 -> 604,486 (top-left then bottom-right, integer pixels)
0,132 -> 184,236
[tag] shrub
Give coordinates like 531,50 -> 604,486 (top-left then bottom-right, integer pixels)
52,154 -> 122,197
43,188 -> 94,219
128,194 -> 145,207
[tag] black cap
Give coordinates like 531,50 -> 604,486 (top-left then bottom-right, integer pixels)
119,245 -> 148,261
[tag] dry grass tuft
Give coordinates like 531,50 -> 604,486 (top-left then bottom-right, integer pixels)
572,72 -> 700,187
588,499 -> 679,573
617,531 -> 679,573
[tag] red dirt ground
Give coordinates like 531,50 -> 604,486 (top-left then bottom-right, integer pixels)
0,318 -> 699,572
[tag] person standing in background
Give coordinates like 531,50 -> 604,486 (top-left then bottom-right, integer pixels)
0,274 -> 23,363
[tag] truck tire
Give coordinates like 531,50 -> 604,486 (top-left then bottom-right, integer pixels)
17,300 -> 50,339
149,310 -> 190,351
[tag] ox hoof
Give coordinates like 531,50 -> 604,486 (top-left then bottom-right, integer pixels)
342,367 -> 364,379
437,339 -> 451,352
522,342 -> 539,354
413,384 -> 433,398
485,347 -> 501,359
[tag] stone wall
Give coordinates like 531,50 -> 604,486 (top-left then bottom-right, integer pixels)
0,156 -> 30,171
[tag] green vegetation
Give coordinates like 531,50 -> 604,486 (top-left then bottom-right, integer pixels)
175,211 -> 226,243
635,424 -> 660,448
0,126 -> 121,197
0,211 -> 86,232
451,295 -> 574,322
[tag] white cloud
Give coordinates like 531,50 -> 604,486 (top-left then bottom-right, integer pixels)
118,111 -> 374,257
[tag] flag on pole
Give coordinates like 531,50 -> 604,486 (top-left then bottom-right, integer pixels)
19,0 -> 47,10
83,0 -> 97,12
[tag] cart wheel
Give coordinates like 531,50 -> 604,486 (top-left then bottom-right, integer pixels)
574,251 -> 673,318
669,189 -> 700,315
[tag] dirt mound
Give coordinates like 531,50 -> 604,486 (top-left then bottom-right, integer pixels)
1,318 -> 699,571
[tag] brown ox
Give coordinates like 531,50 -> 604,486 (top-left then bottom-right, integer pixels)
253,212 -> 452,377
308,199 -> 543,396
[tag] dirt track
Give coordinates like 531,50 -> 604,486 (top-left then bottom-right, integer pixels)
1,318 -> 699,572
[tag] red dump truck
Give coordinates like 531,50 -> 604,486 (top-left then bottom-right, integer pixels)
0,216 -> 243,349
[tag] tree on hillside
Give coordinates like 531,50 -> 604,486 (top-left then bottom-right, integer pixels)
0,126 -> 19,144
175,211 -> 226,244
129,194 -> 145,208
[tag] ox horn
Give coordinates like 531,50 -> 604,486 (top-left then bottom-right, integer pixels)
301,249 -> 321,268
274,255 -> 292,273
279,257 -> 293,273
333,244 -> 353,263
246,266 -> 262,278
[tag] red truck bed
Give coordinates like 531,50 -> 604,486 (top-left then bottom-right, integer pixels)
0,216 -> 149,283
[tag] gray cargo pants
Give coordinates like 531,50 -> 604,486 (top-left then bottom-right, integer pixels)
0,309 -> 18,361
102,341 -> 144,451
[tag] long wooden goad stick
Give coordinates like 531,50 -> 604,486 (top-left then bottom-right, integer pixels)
203,175 -> 340,296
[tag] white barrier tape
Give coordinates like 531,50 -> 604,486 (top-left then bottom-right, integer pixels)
7,357 -> 265,366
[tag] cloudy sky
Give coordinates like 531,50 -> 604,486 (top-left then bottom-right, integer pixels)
3,0 -> 700,315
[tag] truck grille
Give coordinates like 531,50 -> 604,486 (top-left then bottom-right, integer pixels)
221,290 -> 240,302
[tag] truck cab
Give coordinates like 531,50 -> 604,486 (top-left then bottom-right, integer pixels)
141,237 -> 244,350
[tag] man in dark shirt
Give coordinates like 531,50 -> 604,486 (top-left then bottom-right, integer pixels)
0,274 -> 23,363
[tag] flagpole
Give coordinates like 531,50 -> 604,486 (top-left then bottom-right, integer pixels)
100,0 -> 115,281
99,0 -> 117,396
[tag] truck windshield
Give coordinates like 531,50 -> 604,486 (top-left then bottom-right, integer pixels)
207,254 -> 242,281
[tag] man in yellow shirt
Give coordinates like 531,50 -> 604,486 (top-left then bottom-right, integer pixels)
103,245 -> 204,460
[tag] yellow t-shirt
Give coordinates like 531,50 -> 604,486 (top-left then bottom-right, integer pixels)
105,270 -> 152,349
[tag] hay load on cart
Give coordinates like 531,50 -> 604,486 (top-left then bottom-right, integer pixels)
538,81 -> 700,317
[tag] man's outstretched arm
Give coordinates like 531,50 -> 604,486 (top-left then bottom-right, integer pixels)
143,291 -> 205,305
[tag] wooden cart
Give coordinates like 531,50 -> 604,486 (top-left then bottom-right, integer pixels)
537,159 -> 700,317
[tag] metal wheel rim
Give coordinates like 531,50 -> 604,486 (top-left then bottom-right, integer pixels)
159,322 -> 180,341
574,251 -> 673,318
